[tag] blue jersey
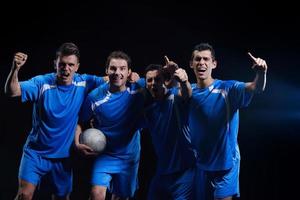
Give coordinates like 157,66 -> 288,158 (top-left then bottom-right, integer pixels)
189,80 -> 253,171
144,88 -> 196,175
20,73 -> 105,158
79,83 -> 144,161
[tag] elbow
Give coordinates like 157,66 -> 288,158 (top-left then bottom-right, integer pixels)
253,84 -> 266,94
255,81 -> 267,93
4,88 -> 21,98
254,88 -> 264,94
4,84 -> 22,97
247,81 -> 266,94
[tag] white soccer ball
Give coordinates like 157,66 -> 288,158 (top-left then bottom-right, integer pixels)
79,128 -> 107,153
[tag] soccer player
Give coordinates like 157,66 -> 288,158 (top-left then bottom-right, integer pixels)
75,51 -> 144,200
188,43 -> 267,200
4,43 -> 107,200
143,59 -> 196,200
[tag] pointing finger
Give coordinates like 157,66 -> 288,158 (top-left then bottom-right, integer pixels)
164,55 -> 170,64
247,52 -> 257,61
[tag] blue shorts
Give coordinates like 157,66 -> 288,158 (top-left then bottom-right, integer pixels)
91,154 -> 140,198
195,158 -> 240,199
18,148 -> 72,197
147,167 -> 195,200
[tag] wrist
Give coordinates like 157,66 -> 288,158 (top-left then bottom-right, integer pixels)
180,79 -> 188,84
255,67 -> 267,74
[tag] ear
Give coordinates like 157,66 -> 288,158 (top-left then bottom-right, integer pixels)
189,60 -> 193,69
53,60 -> 57,70
75,63 -> 80,72
212,60 -> 217,69
105,67 -> 109,75
128,68 -> 132,77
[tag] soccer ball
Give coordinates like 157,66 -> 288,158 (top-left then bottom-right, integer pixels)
79,128 -> 107,153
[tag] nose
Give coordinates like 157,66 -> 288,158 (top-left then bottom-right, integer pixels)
113,67 -> 122,75
199,58 -> 205,65
59,63 -> 70,70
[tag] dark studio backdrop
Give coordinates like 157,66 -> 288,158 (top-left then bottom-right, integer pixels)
1,1 -> 300,199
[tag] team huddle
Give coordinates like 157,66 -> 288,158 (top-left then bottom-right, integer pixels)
5,42 -> 268,200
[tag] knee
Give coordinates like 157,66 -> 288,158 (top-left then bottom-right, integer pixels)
90,187 -> 106,200
15,189 -> 34,200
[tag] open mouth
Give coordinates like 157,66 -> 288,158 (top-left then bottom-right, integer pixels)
62,73 -> 70,78
197,68 -> 206,73
59,71 -> 70,80
197,68 -> 206,75
110,74 -> 123,82
111,77 -> 122,82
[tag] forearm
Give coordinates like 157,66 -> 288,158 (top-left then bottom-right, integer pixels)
75,124 -> 83,146
246,71 -> 267,93
179,81 -> 192,99
4,68 -> 21,97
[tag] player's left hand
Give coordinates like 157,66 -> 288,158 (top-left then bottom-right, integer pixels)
128,72 -> 140,83
248,52 -> 268,73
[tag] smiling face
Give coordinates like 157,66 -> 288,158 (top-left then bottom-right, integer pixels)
106,58 -> 131,92
55,55 -> 79,85
190,49 -> 217,83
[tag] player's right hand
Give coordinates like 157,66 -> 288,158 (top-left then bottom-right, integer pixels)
13,52 -> 27,70
75,143 -> 98,157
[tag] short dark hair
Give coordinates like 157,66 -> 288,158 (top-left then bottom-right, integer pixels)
144,64 -> 163,76
191,43 -> 215,61
56,42 -> 80,61
106,51 -> 131,69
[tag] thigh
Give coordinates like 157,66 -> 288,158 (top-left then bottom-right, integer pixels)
170,168 -> 195,200
208,159 -> 240,199
91,172 -> 112,188
110,161 -> 139,198
18,148 -> 50,185
49,158 -> 73,198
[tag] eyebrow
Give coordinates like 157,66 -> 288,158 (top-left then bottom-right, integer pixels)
109,65 -> 127,68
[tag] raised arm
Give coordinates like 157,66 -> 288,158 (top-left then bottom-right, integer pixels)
4,52 -> 28,97
245,52 -> 268,93
164,56 -> 192,99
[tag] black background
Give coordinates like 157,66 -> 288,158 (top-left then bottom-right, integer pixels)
1,1 -> 300,199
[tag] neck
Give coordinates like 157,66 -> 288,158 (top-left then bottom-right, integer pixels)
109,84 -> 127,93
197,77 -> 214,89
56,76 -> 72,85
153,87 -> 167,100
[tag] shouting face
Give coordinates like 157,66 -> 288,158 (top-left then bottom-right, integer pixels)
55,55 -> 79,85
190,50 -> 217,81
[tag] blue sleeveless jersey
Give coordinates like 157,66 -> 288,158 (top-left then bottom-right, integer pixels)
189,80 -> 253,170
20,73 -> 105,158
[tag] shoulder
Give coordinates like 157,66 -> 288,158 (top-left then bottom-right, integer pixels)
73,73 -> 88,81
88,83 -> 108,98
127,82 -> 145,95
214,79 -> 244,89
28,73 -> 55,84
73,73 -> 97,80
